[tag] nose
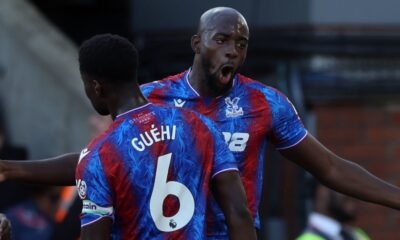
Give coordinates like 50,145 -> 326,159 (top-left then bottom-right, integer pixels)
225,41 -> 238,59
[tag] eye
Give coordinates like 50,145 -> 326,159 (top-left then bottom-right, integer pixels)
237,41 -> 248,49
215,38 -> 225,44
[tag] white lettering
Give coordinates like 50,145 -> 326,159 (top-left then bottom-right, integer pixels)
132,138 -> 145,152
222,132 -> 231,143
150,153 -> 194,232
131,125 -> 177,151
171,125 -> 176,140
222,132 -> 250,152
141,132 -> 154,146
150,124 -> 161,142
161,125 -> 170,140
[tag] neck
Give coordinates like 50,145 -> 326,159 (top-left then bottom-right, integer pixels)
109,88 -> 148,120
189,61 -> 233,97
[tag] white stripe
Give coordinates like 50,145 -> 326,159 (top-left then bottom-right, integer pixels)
232,75 -> 237,86
185,69 -> 200,96
212,167 -> 239,179
275,131 -> 308,150
185,69 -> 238,98
81,215 -> 113,228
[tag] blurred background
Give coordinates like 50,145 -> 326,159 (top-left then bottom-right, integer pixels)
1,0 -> 400,239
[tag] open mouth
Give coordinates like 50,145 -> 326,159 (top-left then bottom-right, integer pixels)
218,65 -> 234,85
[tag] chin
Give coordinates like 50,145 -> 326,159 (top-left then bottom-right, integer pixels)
218,78 -> 234,89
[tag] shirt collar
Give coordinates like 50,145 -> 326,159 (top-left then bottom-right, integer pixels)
184,68 -> 238,98
115,103 -> 152,119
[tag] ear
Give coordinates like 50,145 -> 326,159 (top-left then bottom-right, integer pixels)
191,34 -> 201,54
92,80 -> 104,97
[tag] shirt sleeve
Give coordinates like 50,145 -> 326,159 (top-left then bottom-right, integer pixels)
139,83 -> 153,98
196,114 -> 238,178
265,88 -> 308,150
76,148 -> 114,227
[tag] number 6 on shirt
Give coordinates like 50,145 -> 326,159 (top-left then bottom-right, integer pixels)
149,153 -> 195,232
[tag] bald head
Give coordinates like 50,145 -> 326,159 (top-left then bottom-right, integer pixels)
197,7 -> 249,36
190,7 -> 249,95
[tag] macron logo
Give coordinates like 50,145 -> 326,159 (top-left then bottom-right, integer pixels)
173,99 -> 186,107
79,148 -> 90,163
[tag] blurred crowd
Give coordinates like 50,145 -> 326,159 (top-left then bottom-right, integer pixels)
0,103 -> 112,240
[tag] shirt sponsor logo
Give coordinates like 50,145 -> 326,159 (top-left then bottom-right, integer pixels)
225,97 -> 243,118
82,200 -> 114,216
76,179 -> 87,199
173,98 -> 186,107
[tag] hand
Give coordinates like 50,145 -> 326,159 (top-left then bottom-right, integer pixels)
0,213 -> 11,240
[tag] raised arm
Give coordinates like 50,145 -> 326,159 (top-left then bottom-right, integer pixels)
212,171 -> 257,240
280,133 -> 400,210
0,153 -> 79,185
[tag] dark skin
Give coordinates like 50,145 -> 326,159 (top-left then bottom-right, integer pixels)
79,54 -> 255,238
193,7 -> 400,209
190,7 -> 248,97
193,7 -> 400,210
81,217 -> 112,240
314,185 -> 358,223
280,135 -> 400,209
0,5 -> 400,222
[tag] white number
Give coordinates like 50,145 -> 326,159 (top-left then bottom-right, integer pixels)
222,132 -> 249,152
149,153 -> 195,232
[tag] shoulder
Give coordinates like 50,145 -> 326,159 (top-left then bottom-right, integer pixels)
140,71 -> 186,93
156,105 -> 215,132
81,119 -> 125,165
87,119 -> 122,150
154,104 -> 203,122
236,74 -> 287,101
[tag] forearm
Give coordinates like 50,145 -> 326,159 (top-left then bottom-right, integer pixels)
0,153 -> 79,185
225,206 -> 257,240
321,157 -> 400,210
212,172 -> 257,240
281,134 -> 400,210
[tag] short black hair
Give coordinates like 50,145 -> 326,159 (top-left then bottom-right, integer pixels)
79,34 -> 138,83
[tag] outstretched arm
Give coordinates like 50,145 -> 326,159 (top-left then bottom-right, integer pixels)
280,134 -> 400,209
0,153 -> 79,185
212,171 -> 257,240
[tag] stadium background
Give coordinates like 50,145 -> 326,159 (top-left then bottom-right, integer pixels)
1,0 -> 400,239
